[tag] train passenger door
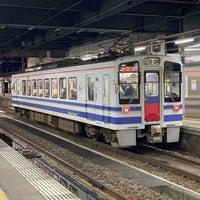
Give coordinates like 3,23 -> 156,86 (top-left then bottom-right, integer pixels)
103,75 -> 110,123
86,75 -> 96,120
144,70 -> 161,122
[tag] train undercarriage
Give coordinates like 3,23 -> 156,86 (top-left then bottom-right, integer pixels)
14,107 -> 180,148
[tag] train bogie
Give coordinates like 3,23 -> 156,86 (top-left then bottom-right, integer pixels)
12,54 -> 183,147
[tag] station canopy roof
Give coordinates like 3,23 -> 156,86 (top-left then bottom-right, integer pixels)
0,0 -> 199,58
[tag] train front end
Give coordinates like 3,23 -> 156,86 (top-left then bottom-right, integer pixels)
115,54 -> 183,147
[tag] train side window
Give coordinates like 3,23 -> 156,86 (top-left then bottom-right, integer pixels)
59,78 -> 67,99
164,61 -> 181,102
68,77 -> 77,100
22,80 -> 26,95
32,79 -> 37,96
51,78 -> 58,98
119,61 -> 140,104
44,79 -> 50,97
27,80 -> 31,96
87,76 -> 94,101
38,79 -> 43,97
69,184 -> 78,196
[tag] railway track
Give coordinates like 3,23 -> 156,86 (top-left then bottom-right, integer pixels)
0,110 -> 200,199
0,124 -> 125,199
137,145 -> 200,182
10,132 -> 126,200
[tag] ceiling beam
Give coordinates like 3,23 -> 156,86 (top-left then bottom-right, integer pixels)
25,0 -> 149,48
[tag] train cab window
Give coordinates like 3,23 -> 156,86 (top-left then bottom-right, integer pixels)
119,61 -> 139,104
32,79 -> 37,96
59,78 -> 67,99
44,79 -> 50,97
22,80 -> 26,95
164,61 -> 181,102
38,79 -> 43,97
27,80 -> 31,96
68,77 -> 77,100
51,78 -> 58,98
87,76 -> 94,101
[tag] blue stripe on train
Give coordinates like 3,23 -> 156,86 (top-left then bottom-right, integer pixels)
12,100 -> 141,124
164,114 -> 183,121
12,99 -> 182,124
12,96 -> 142,111
12,96 -> 182,111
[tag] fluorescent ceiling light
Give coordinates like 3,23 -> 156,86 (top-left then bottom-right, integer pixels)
175,38 -> 194,44
185,48 -> 200,52
134,46 -> 146,52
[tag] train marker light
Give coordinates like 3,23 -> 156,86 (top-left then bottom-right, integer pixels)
173,105 -> 180,111
122,106 -> 131,114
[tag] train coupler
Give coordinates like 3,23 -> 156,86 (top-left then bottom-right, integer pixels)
147,125 -> 163,143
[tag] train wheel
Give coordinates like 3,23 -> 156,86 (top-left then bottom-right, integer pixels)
85,125 -> 100,139
104,133 -> 112,144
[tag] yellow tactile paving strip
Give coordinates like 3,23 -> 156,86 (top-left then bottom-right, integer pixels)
0,189 -> 8,200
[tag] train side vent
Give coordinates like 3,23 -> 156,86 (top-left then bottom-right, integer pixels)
147,41 -> 166,55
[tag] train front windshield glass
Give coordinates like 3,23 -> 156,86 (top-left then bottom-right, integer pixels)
164,61 -> 181,102
119,61 -> 139,104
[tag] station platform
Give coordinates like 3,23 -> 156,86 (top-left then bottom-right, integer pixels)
180,118 -> 200,156
0,139 -> 80,200
183,117 -> 200,130
0,94 -> 11,109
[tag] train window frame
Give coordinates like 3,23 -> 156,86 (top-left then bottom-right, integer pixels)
164,61 -> 181,102
27,80 -> 31,96
44,79 -> 50,97
59,78 -> 67,99
32,79 -> 37,96
87,76 -> 95,101
68,77 -> 77,100
145,72 -> 159,96
118,61 -> 140,104
38,79 -> 43,97
22,80 -> 26,95
51,78 -> 58,98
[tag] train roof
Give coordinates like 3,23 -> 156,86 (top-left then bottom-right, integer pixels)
26,51 -> 123,72
18,52 -> 182,75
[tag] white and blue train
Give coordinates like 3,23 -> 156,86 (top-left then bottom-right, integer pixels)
11,53 -> 183,147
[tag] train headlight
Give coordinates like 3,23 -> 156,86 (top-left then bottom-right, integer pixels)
122,106 -> 130,114
173,105 -> 180,111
